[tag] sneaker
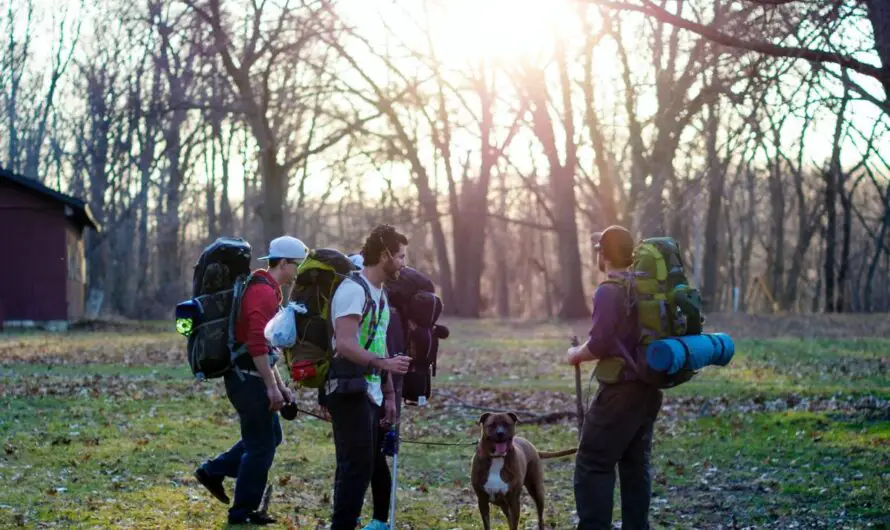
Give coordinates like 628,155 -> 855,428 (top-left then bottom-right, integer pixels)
194,467 -> 229,504
228,511 -> 277,525
361,520 -> 390,530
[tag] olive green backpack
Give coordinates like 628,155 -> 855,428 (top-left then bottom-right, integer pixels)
597,237 -> 705,388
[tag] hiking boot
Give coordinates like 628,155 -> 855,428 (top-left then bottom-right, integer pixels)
228,511 -> 277,525
194,467 -> 229,504
361,520 -> 390,530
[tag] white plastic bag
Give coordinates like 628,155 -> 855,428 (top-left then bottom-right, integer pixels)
264,303 -> 299,348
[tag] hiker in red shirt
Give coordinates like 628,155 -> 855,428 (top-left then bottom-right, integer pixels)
196,236 -> 308,526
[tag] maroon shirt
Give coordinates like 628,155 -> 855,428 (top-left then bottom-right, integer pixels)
584,278 -> 643,381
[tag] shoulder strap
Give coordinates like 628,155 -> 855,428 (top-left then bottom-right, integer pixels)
599,275 -> 637,317
228,273 -> 254,358
249,274 -> 272,287
229,272 -> 276,356
349,271 -> 385,351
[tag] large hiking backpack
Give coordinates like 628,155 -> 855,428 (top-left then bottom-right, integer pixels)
386,266 -> 445,405
175,237 -> 269,381
602,236 -> 705,388
283,248 -> 379,389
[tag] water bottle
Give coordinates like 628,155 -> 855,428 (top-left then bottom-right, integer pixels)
382,426 -> 399,457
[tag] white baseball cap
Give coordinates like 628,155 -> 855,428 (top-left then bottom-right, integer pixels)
348,253 -> 364,269
259,236 -> 308,261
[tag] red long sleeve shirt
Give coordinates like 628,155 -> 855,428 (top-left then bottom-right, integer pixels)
235,269 -> 282,357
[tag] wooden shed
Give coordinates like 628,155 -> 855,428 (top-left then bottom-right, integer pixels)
0,168 -> 101,330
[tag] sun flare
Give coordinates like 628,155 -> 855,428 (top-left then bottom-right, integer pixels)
426,0 -> 580,65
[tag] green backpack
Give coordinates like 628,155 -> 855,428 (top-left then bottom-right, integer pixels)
283,248 -> 379,389
599,237 -> 705,388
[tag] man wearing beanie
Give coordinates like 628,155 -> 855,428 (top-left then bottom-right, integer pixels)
564,225 -> 664,530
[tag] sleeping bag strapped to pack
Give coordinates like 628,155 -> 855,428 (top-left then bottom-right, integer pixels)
175,237 -> 269,381
386,266 -> 446,405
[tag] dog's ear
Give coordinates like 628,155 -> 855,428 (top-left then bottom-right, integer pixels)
507,412 -> 519,424
479,412 -> 491,425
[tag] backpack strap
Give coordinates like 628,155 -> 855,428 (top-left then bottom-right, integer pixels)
349,271 -> 387,354
228,272 -> 274,378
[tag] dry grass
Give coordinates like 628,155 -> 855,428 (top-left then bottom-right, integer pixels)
1,315 -> 889,529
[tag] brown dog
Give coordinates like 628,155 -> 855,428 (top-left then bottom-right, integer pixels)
470,412 -> 576,530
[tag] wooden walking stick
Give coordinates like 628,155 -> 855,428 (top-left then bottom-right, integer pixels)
570,336 -> 584,439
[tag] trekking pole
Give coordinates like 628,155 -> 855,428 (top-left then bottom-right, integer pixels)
570,336 -> 584,440
382,426 -> 399,528
259,484 -> 273,516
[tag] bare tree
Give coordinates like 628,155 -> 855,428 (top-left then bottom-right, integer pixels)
583,0 -> 889,114
183,0 -> 369,245
319,4 -> 525,316
2,0 -> 82,179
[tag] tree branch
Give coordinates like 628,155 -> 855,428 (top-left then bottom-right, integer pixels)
578,0 -> 886,84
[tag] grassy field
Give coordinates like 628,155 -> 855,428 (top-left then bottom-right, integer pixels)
1,315 -> 888,529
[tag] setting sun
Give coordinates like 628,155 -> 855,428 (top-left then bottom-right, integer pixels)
425,0 -> 581,64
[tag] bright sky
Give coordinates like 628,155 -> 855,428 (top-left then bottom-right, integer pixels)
12,0 -> 889,209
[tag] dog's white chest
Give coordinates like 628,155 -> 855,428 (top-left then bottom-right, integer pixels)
484,457 -> 509,496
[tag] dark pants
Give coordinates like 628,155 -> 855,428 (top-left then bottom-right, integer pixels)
328,392 -> 381,530
574,380 -> 663,530
201,371 -> 283,520
370,424 -> 393,522
370,386 -> 402,523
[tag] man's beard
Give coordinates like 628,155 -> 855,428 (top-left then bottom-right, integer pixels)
384,262 -> 401,281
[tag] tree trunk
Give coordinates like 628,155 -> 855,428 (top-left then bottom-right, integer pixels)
864,183 -> 890,311
156,122 -> 184,307
416,181 -> 455,311
450,87 -> 496,317
536,212 -> 554,319
521,46 -> 588,320
85,74 -> 110,297
495,241 -> 510,319
865,0 -> 890,102
452,187 -> 488,317
553,166 -> 589,319
768,162 -> 785,302
581,12 -> 618,226
836,181 -> 853,312
259,146 -> 285,245
136,118 -> 156,302
702,104 -> 724,304
739,169 -> 756,312
823,91 -> 848,312
216,118 -> 234,237
205,128 -> 218,241
812,234 -> 824,313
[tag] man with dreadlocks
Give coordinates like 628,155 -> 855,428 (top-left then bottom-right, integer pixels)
564,225 -> 664,530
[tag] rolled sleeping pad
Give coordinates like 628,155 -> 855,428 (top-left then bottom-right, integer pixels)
645,333 -> 735,375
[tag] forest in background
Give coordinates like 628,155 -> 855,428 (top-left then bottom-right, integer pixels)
2,0 -> 889,320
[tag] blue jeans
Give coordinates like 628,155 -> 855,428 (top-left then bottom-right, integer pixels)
201,370 -> 283,519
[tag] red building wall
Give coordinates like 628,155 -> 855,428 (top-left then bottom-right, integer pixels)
0,180 -> 69,322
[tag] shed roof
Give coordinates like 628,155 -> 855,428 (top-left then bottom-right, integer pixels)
0,167 -> 101,232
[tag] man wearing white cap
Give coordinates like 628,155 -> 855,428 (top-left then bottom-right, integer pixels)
196,235 -> 307,526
